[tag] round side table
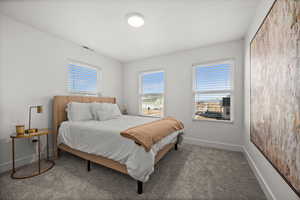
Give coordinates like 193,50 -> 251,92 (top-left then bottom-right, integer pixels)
10,129 -> 55,179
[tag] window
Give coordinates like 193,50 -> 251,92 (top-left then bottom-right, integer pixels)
68,62 -> 99,95
139,71 -> 164,117
193,60 -> 233,122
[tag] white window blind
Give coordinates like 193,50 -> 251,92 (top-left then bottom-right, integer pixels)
68,62 -> 98,94
195,64 -> 231,92
193,60 -> 233,122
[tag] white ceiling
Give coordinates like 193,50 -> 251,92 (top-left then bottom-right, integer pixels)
0,0 -> 260,63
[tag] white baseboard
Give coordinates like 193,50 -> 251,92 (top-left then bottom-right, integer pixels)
243,147 -> 276,200
183,136 -> 243,152
0,151 -> 53,174
0,154 -> 34,174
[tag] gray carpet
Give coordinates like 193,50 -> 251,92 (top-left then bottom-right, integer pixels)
0,144 -> 266,200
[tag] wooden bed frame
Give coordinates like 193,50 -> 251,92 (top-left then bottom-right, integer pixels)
52,96 -> 178,194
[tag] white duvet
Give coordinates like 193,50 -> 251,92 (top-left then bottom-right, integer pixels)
58,115 -> 181,182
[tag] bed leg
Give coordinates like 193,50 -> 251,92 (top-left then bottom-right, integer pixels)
87,160 -> 91,172
175,143 -> 178,151
57,149 -> 61,158
175,135 -> 180,151
137,181 -> 143,194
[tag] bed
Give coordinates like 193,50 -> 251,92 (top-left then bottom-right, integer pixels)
52,96 -> 183,194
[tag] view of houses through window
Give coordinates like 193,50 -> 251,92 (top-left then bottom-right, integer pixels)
193,61 -> 233,121
139,71 -> 164,117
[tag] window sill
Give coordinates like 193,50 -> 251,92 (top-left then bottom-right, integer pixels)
192,118 -> 234,124
137,114 -> 162,118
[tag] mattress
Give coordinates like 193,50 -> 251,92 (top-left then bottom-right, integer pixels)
58,115 -> 181,182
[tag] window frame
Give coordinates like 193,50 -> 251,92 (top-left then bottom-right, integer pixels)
192,59 -> 235,123
68,60 -> 101,96
138,70 -> 165,118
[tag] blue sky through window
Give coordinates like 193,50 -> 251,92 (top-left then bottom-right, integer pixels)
195,93 -> 230,103
142,71 -> 164,94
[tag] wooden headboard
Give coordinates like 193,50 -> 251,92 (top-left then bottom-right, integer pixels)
52,96 -> 116,157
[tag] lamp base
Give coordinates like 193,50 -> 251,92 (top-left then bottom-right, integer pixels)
25,128 -> 38,134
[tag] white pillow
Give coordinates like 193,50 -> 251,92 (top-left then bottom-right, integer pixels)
66,102 -> 93,121
90,102 -> 102,120
92,103 -> 122,121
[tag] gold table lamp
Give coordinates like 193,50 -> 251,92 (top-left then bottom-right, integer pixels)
25,105 -> 43,134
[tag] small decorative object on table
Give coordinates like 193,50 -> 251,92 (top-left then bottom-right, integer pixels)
15,125 -> 25,136
25,105 -> 43,134
10,129 -> 55,179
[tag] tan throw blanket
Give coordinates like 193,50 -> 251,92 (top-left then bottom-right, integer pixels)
120,117 -> 184,152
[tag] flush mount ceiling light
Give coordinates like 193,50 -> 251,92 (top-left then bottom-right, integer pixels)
126,13 -> 145,28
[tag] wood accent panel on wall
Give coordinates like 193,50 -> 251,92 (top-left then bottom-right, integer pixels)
250,0 -> 300,196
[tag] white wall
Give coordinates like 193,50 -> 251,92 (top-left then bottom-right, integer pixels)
123,40 -> 244,150
243,0 -> 299,199
0,14 -> 123,172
